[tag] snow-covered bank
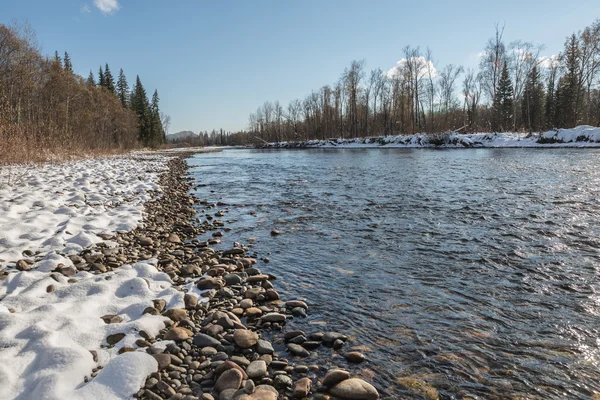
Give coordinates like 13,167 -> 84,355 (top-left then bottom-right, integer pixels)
0,154 -> 191,399
0,262 -> 183,399
263,125 -> 600,149
0,154 -> 167,269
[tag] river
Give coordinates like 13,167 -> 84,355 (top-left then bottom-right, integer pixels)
188,148 -> 600,399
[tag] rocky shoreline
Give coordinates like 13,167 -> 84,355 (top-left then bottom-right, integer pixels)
81,154 -> 380,400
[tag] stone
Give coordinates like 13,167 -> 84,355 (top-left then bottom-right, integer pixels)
214,361 -> 248,380
16,260 -> 30,271
395,377 -> 439,400
197,277 -> 224,290
244,379 -> 255,394
344,352 -> 365,363
239,299 -> 253,309
273,374 -> 293,389
163,308 -> 188,322
138,236 -> 154,246
193,333 -> 221,348
233,329 -> 259,349
184,293 -> 198,309
153,299 -> 167,312
100,314 -> 122,324
293,377 -> 312,399
256,339 -> 274,354
333,339 -> 344,350
245,308 -> 262,318
164,327 -> 191,341
106,333 -> 125,345
246,360 -> 267,379
168,233 -> 181,243
286,300 -> 308,309
219,389 -> 237,400
260,313 -> 286,323
224,274 -> 243,286
329,378 -> 379,400
152,353 -> 171,370
287,343 -> 309,357
322,369 -> 350,388
214,368 -> 243,393
322,332 -> 348,344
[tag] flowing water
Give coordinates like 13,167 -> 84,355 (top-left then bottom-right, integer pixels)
188,148 -> 600,399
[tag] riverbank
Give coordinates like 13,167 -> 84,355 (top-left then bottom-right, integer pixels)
261,125 -> 600,149
0,152 -> 380,400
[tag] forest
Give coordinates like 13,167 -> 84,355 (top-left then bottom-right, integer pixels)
234,20 -> 600,146
0,21 -> 168,163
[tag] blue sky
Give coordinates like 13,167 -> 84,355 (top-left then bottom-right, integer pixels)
2,0 -> 599,133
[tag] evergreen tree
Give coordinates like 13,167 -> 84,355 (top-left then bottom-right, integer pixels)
555,34 -> 581,128
86,70 -> 95,86
104,63 -> 116,94
116,68 -> 129,107
98,66 -> 105,88
492,60 -> 513,131
130,75 -> 151,145
150,89 -> 164,146
522,64 -> 545,132
63,51 -> 73,73
54,51 -> 62,65
545,74 -> 556,128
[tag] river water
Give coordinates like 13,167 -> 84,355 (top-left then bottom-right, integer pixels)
188,148 -> 600,399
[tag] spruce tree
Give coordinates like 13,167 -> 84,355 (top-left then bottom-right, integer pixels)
104,63 -> 116,94
522,64 -> 545,132
54,51 -> 62,64
86,70 -> 95,86
545,75 -> 556,128
63,51 -> 73,73
98,66 -> 105,88
116,68 -> 129,107
130,76 -> 151,145
492,60 -> 513,131
556,34 -> 581,127
150,90 -> 164,146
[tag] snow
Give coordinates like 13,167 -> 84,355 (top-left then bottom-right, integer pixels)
0,154 -> 167,269
0,262 -> 182,400
0,154 -> 186,399
264,126 -> 600,149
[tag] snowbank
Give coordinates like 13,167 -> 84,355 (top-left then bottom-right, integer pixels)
0,262 -> 183,399
263,126 -> 600,149
0,154 -> 167,269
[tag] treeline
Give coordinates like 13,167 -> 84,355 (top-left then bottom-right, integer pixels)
243,19 -> 600,144
0,21 -> 167,163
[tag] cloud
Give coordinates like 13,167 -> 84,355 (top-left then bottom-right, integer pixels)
538,54 -> 559,69
94,0 -> 120,15
386,56 -> 438,80
80,4 -> 91,13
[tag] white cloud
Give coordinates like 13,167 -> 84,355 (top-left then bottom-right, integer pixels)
94,0 -> 120,15
80,4 -> 91,13
386,56 -> 438,80
538,54 -> 559,69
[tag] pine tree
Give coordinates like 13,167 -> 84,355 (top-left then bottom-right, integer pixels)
545,74 -> 556,128
150,89 -> 164,146
63,51 -> 73,73
522,64 -> 545,132
54,51 -> 62,65
116,68 -> 129,107
492,60 -> 513,131
104,63 -> 115,94
130,75 -> 151,145
555,34 -> 581,128
98,66 -> 105,88
86,70 -> 95,86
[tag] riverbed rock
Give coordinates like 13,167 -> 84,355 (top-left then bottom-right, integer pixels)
256,339 -> 274,354
261,313 -> 286,323
233,329 -> 259,348
293,377 -> 312,399
287,343 -> 310,357
246,360 -> 267,379
152,353 -> 171,370
193,333 -> 221,348
322,369 -> 350,387
329,378 -> 379,400
163,308 -> 188,322
214,368 -> 243,393
164,327 -> 191,341
344,352 -> 366,363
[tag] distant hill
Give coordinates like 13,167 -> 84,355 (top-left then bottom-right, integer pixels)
166,130 -> 198,143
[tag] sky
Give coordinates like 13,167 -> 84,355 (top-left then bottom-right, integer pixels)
2,0 -> 600,134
